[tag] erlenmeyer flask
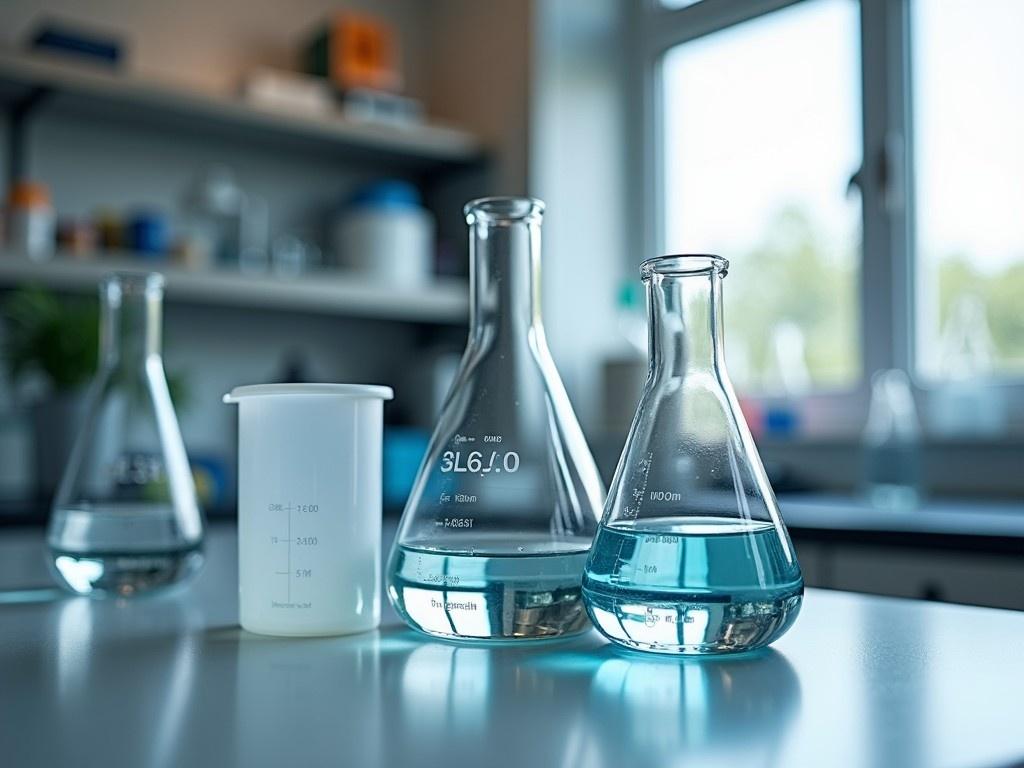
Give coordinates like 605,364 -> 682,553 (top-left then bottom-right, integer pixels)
862,368 -> 921,511
47,273 -> 204,596
387,197 -> 604,641
582,255 -> 802,655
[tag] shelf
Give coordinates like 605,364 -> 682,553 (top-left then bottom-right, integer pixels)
0,254 -> 469,324
0,50 -> 484,170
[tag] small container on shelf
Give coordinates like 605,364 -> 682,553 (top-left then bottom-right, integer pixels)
340,88 -> 424,127
271,234 -> 321,278
128,210 -> 171,258
95,210 -> 125,251
303,12 -> 402,92
57,217 -> 98,258
333,181 -> 434,287
241,68 -> 335,116
5,182 -> 56,261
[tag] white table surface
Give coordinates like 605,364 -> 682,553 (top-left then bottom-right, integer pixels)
1,523 -> 1023,768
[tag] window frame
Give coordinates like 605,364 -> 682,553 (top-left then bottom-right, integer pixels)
631,0 -> 1024,438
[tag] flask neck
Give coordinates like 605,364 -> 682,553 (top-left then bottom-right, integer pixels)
99,274 -> 164,369
646,270 -> 726,377
467,212 -> 544,348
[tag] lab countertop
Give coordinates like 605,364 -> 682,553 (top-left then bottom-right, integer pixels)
2,524 -> 1024,768
777,495 -> 1024,556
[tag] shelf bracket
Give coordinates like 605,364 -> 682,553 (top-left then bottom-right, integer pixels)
6,86 -> 51,190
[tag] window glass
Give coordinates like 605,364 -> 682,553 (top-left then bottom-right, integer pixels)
661,0 -> 862,393
912,0 -> 1024,380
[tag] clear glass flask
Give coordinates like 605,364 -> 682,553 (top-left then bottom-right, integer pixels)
387,197 -> 604,641
582,255 -> 802,655
862,368 -> 921,511
47,273 -> 204,596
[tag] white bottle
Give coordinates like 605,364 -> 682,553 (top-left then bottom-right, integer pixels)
333,181 -> 434,286
224,383 -> 394,637
6,181 -> 55,261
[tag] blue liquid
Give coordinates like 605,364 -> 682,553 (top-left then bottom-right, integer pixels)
388,534 -> 592,641
582,517 -> 802,655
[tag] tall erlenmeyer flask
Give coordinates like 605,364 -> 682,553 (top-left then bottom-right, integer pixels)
387,197 -> 604,641
47,273 -> 204,596
583,255 -> 802,655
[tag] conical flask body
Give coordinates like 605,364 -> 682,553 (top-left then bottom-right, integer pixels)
583,255 -> 802,654
47,273 -> 204,596
387,198 -> 604,641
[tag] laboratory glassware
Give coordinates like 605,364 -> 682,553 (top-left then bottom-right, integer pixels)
387,197 -> 605,642
224,383 -> 393,637
582,255 -> 802,655
863,369 -> 921,510
47,273 -> 204,596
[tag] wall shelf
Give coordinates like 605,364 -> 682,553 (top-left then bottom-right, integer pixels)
0,50 -> 485,173
0,255 -> 469,324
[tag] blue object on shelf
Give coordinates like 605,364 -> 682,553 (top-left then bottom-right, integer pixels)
348,180 -> 422,211
764,404 -> 799,438
30,24 -> 123,65
128,212 -> 169,257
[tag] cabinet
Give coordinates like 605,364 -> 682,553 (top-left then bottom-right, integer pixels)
793,539 -> 1024,611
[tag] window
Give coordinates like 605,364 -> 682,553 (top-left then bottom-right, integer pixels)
641,0 -> 1024,435
661,0 -> 861,393
912,0 -> 1024,381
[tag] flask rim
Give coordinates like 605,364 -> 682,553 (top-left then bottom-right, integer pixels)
100,271 -> 165,297
641,254 -> 729,280
464,196 -> 545,224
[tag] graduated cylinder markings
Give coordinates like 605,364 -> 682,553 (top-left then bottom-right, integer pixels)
269,502 -> 319,608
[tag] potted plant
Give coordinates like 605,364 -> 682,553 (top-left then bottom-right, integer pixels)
3,286 -> 99,502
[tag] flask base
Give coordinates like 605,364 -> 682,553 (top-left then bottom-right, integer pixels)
388,542 -> 591,641
48,547 -> 204,598
583,582 -> 802,655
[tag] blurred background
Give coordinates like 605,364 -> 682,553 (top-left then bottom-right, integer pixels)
0,0 -> 1021,606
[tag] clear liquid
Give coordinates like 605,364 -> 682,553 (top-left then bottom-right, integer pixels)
388,533 -> 592,641
48,504 -> 204,597
582,517 -> 802,655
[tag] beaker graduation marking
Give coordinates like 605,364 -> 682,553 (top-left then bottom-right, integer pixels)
269,501 -> 319,609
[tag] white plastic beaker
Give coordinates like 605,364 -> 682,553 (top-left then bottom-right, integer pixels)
224,383 -> 394,636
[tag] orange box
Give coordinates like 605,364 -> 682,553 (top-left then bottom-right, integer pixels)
305,12 -> 401,92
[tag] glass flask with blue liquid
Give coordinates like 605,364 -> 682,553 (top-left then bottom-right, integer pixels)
387,197 -> 604,642
583,255 -> 802,655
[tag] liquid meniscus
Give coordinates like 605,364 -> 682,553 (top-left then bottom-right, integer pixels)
388,533 -> 592,641
582,516 -> 802,655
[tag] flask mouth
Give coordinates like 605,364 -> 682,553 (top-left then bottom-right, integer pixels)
641,254 -> 729,280
101,271 -> 165,300
464,196 -> 545,224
